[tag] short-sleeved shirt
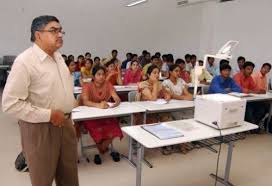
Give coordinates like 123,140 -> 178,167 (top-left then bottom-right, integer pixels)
162,78 -> 186,96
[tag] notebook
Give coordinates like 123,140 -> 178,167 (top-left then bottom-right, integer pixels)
141,123 -> 184,140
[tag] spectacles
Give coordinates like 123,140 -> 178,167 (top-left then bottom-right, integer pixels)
38,28 -> 65,35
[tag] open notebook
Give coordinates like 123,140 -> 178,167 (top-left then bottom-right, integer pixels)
141,123 -> 184,140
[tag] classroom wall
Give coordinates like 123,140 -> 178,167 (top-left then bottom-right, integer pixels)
0,0 -> 202,60
199,0 -> 272,70
1,0 -> 271,69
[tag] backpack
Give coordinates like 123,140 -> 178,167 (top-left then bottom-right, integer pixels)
15,152 -> 28,172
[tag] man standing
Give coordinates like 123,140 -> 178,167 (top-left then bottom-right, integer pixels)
2,15 -> 79,186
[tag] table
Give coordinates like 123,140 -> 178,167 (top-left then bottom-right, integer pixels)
0,65 -> 10,69
122,119 -> 258,186
73,85 -> 138,95
131,99 -> 195,167
242,93 -> 272,131
72,102 -> 146,164
133,99 -> 194,122
114,85 -> 138,92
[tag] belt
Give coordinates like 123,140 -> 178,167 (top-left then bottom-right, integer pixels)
64,112 -> 72,119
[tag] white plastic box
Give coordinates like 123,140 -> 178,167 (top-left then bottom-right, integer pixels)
194,94 -> 246,129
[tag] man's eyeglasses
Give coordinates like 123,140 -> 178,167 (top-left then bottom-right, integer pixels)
38,28 -> 65,35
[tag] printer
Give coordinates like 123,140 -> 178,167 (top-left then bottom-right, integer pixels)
194,94 -> 246,129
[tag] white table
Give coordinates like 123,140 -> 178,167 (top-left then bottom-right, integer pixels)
133,99 -> 194,122
72,102 -> 146,164
73,86 -> 82,95
241,93 -> 272,131
114,85 -> 138,92
122,119 -> 258,186
0,65 -> 10,69
73,85 -> 138,95
131,99 -> 194,167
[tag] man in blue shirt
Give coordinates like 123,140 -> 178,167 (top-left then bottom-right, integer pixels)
208,63 -> 241,94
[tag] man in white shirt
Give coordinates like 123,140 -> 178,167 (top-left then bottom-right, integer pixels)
2,15 -> 79,186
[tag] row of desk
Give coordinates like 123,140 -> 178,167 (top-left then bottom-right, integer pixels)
72,93 -> 272,186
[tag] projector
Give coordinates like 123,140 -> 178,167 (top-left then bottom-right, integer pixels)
194,94 -> 246,129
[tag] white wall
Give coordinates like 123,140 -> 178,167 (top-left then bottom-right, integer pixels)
1,0 -> 272,68
200,0 -> 272,70
0,0 -> 202,60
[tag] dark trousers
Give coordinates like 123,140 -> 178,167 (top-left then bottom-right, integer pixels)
245,102 -> 269,125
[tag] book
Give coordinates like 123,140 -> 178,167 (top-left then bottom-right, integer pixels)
141,123 -> 184,140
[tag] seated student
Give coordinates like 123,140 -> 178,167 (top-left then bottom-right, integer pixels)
123,60 -> 142,85
81,65 -> 123,164
162,64 -> 193,153
105,59 -> 123,85
252,63 -> 271,92
163,64 -> 193,101
85,52 -> 92,60
233,61 -> 268,127
136,65 -> 172,124
102,49 -> 121,66
121,52 -> 132,70
80,58 -> 93,84
209,63 -> 241,94
191,60 -> 213,84
65,59 -> 81,87
207,57 -> 219,76
233,61 -> 264,94
68,54 -> 75,62
126,54 -> 138,69
161,54 -> 169,78
140,52 -> 151,67
142,55 -> 160,80
233,56 -> 246,75
94,56 -> 101,67
75,55 -> 85,72
185,54 -> 192,72
175,58 -> 191,83
62,54 -> 67,61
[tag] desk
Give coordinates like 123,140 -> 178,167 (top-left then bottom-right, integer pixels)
72,102 -> 146,164
131,100 -> 194,167
0,65 -> 10,70
114,85 -> 138,92
73,86 -> 82,95
133,99 -> 194,122
73,85 -> 138,95
242,93 -> 272,131
122,119 -> 258,186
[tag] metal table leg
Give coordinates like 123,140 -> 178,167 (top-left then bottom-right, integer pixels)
210,141 -> 235,186
142,112 -> 153,168
136,143 -> 144,186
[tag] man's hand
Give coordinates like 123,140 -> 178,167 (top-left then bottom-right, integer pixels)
50,110 -> 65,127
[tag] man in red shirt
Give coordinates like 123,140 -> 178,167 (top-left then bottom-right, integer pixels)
233,61 -> 268,131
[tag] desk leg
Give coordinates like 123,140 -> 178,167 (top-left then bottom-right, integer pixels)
210,141 -> 234,186
136,143 -> 144,186
142,112 -> 153,168
126,114 -> 136,167
266,101 -> 272,133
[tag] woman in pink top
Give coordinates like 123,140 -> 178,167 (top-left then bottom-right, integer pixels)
123,60 -> 142,85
